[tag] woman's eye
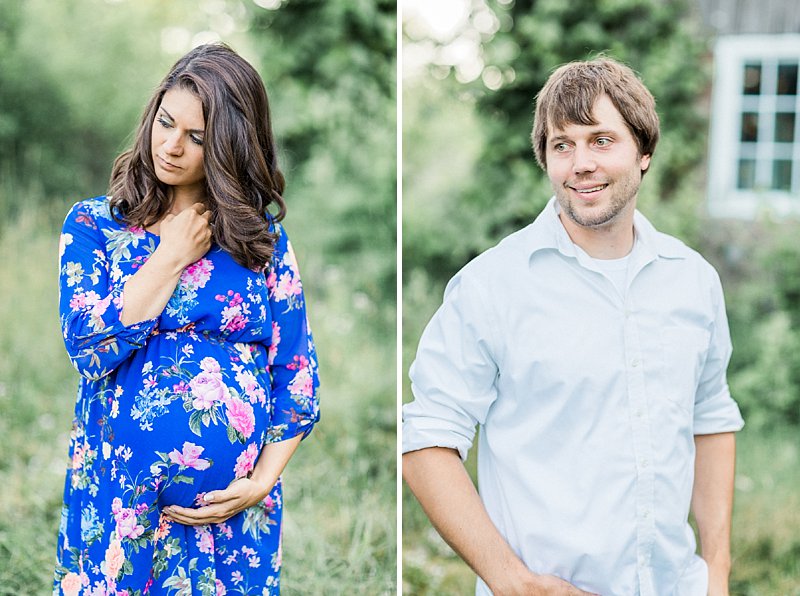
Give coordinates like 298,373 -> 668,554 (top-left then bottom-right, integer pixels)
157,117 -> 173,129
191,135 -> 204,146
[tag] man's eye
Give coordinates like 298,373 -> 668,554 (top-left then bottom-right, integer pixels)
596,137 -> 612,147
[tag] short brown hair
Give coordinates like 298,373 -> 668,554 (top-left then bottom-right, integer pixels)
531,57 -> 660,172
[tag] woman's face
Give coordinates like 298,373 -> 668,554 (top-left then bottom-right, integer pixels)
151,87 -> 206,195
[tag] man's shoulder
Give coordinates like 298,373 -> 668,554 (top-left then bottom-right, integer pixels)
456,223 -> 536,282
648,226 -> 722,285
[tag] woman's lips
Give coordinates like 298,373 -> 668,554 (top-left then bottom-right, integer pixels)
157,156 -> 181,171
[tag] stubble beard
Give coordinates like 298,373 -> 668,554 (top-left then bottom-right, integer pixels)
554,171 -> 642,230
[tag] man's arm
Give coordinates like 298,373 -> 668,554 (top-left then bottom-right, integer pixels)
403,447 -> 595,596
691,432 -> 736,596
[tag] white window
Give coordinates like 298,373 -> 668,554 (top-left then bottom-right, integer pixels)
708,35 -> 800,218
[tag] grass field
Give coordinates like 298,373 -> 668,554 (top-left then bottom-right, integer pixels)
0,204 -> 396,595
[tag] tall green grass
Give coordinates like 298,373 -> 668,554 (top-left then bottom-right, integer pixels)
0,202 -> 396,595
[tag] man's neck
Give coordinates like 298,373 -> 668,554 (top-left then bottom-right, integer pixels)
557,208 -> 636,260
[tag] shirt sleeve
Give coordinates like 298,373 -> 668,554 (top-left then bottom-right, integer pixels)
264,223 -> 320,443
693,270 -> 744,434
403,271 -> 500,461
59,202 -> 158,380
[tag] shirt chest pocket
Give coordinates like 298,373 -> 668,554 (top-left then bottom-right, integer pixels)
659,326 -> 711,412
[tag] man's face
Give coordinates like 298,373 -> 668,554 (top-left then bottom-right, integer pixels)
545,94 -> 651,230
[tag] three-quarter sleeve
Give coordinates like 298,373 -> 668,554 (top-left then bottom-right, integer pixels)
264,223 -> 320,443
403,271 -> 500,461
693,270 -> 745,434
58,202 -> 158,380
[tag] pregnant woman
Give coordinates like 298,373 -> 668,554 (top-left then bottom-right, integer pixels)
54,43 -> 319,595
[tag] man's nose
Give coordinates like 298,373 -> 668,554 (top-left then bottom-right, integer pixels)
572,144 -> 597,174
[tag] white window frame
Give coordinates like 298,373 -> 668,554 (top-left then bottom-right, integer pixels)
708,35 -> 800,219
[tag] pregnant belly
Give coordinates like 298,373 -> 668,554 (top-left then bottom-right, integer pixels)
112,337 -> 271,509
155,419 -> 265,509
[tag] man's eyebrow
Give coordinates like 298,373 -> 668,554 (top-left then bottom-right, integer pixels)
550,129 -> 618,142
158,106 -> 205,134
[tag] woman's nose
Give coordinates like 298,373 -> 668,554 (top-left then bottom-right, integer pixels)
163,131 -> 183,156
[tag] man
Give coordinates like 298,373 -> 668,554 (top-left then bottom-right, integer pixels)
402,58 -> 744,596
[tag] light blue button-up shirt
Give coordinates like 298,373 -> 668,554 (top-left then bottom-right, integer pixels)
403,198 -> 744,596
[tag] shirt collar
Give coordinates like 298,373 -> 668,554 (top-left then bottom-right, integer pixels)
523,196 -> 687,262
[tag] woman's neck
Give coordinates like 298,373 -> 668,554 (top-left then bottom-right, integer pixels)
168,187 -> 208,215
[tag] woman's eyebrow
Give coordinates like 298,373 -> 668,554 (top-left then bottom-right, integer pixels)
158,106 -> 205,134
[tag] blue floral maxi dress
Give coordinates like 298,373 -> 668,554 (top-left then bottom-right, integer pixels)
53,197 -> 320,596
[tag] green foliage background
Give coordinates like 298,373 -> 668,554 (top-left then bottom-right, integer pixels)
0,0 -> 395,594
403,0 -> 800,593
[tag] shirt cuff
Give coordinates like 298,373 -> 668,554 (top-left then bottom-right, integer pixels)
402,415 -> 476,461
693,388 -> 745,435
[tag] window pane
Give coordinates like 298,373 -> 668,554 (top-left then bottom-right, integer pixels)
738,159 -> 756,189
741,112 -> 759,142
743,63 -> 761,95
772,160 -> 792,191
775,113 -> 795,143
777,63 -> 798,95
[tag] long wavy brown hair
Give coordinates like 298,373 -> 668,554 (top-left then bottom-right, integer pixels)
109,43 -> 286,270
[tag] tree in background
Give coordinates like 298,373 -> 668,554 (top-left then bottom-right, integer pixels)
249,0 -> 397,312
405,0 -> 709,285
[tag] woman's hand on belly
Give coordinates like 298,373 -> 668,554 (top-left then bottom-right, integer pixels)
162,434 -> 302,525
163,475 -> 269,525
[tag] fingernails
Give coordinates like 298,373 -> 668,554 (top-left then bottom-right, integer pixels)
204,493 -> 214,502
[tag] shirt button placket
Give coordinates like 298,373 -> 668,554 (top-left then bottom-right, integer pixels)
623,300 -> 656,596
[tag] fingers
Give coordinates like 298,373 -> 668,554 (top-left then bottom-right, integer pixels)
163,502 -> 236,526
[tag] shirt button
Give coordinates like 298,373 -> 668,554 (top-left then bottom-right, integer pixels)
641,459 -> 649,468
631,358 -> 640,367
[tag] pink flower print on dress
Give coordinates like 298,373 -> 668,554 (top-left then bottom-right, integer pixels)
233,443 -> 259,478
227,397 -> 255,438
189,370 -> 230,410
180,258 -> 214,288
72,444 -> 86,470
103,538 -> 125,579
216,291 -> 250,333
113,507 -> 145,540
273,271 -> 302,302
235,369 -> 265,404
60,572 -> 83,596
221,305 -> 247,332
90,295 -> 112,319
268,321 -> 281,365
200,357 -> 222,374
168,441 -> 211,470
265,270 -> 277,290
287,355 -> 309,371
195,526 -> 215,554
216,578 -> 227,595
288,367 -> 314,398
